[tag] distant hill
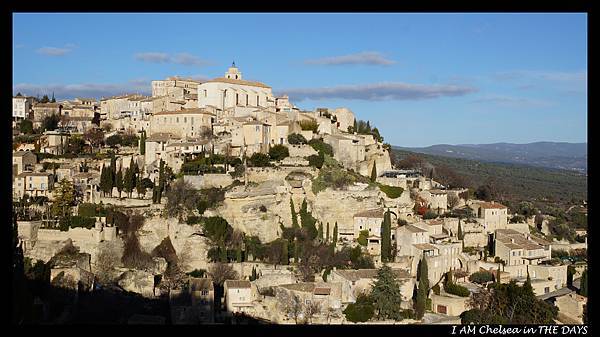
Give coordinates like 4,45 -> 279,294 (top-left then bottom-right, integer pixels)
391,148 -> 587,208
395,142 -> 587,173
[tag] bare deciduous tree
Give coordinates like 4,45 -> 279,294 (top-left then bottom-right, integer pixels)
209,262 -> 238,287
95,244 -> 121,285
448,193 -> 460,209
304,300 -> 322,324
282,293 -> 304,324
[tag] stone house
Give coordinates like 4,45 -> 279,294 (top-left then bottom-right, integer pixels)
13,95 -> 34,120
13,151 -> 37,176
326,268 -> 414,308
13,172 -> 54,198
274,282 -> 343,314
197,64 -> 275,119
223,280 -> 253,315
494,229 -> 551,270
553,292 -> 587,324
353,208 -> 385,238
241,119 -> 271,155
170,277 -> 215,324
469,201 -> 508,232
430,293 -> 469,316
323,133 -> 366,170
31,102 -> 62,128
152,76 -> 200,101
396,224 -> 430,256
149,108 -> 215,139
41,130 -> 70,155
419,189 -> 448,214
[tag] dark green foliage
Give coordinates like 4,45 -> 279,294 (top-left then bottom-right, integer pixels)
348,246 -> 375,269
115,169 -> 123,197
20,119 -> 34,134
357,230 -> 369,246
461,280 -> 558,324
248,153 -> 271,167
290,198 -> 299,228
370,265 -> 403,320
42,114 -> 60,131
139,131 -> 146,155
333,222 -> 338,245
70,216 -> 96,229
187,269 -> 206,278
469,271 -> 495,284
307,153 -> 325,168
326,222 -> 330,243
268,144 -> 289,161
202,216 -> 232,246
444,272 -> 470,297
423,210 -> 438,219
457,221 -> 464,240
250,266 -> 258,281
299,199 -> 318,240
196,187 -> 225,214
299,119 -> 318,132
432,284 -> 441,295
579,269 -> 587,296
288,133 -> 307,145
164,178 -> 200,220
381,211 -> 392,262
370,162 -> 377,182
378,184 -> 404,199
343,294 -> 375,322
414,258 -> 429,319
308,138 -> 334,157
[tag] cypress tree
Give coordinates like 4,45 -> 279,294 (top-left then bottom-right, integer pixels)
457,219 -> 464,240
381,210 -> 391,262
415,257 -> 429,319
219,245 -> 227,262
318,222 -> 324,242
281,240 -> 289,265
115,168 -> 123,198
333,222 -> 338,246
139,131 -> 146,155
152,178 -> 158,203
123,166 -> 134,198
370,161 -> 377,182
579,269 -> 587,297
100,165 -> 109,196
326,222 -> 330,243
290,198 -> 299,228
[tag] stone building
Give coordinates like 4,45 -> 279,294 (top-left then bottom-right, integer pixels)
419,189 -> 448,214
494,229 -> 552,269
353,208 -> 385,238
152,76 -> 200,101
13,95 -> 34,120
170,277 -> 215,324
197,63 -> 275,119
469,201 -> 508,232
149,108 -> 215,139
12,151 -> 37,176
223,280 -> 253,315
13,172 -> 54,198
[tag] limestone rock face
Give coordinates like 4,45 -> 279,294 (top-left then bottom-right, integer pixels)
358,145 -> 393,177
137,217 -> 211,273
117,269 -> 155,297
311,188 -> 382,234
151,257 -> 168,275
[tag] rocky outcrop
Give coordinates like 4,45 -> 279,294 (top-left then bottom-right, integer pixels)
117,269 -> 155,297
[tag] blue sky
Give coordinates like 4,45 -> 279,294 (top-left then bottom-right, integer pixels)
13,13 -> 587,147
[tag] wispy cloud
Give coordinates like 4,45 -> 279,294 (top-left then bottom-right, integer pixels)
471,94 -> 553,108
304,51 -> 395,66
13,80 -> 151,100
134,52 -> 211,66
492,70 -> 587,94
277,82 -> 476,101
36,44 -> 76,56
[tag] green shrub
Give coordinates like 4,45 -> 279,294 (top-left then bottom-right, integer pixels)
288,133 -> 307,145
299,120 -> 318,132
469,271 -> 495,284
187,216 -> 202,225
432,284 -> 441,295
357,230 -> 369,246
70,216 -> 96,229
343,301 -> 374,322
378,184 -> 404,199
423,210 -> 438,220
268,144 -> 289,161
307,153 -> 324,168
445,281 -> 470,297
308,138 -> 333,157
248,153 -> 271,167
78,203 -> 106,217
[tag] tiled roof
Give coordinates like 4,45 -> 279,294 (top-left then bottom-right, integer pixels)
478,201 -> 507,209
413,243 -> 438,251
16,172 -> 52,178
146,133 -> 180,142
224,280 -> 251,289
333,268 -> 410,282
354,208 -> 384,219
13,151 -> 35,157
154,108 -> 215,116
203,77 -> 271,88
404,224 -> 428,233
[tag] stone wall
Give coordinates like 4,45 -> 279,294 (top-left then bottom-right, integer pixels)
183,174 -> 233,189
288,144 -> 318,157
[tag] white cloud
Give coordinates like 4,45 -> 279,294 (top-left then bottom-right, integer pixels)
13,80 -> 151,100
471,94 -> 553,108
278,82 -> 476,101
134,52 -> 211,66
36,45 -> 75,56
304,51 -> 395,66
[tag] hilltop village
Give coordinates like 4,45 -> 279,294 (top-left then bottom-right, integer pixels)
12,64 -> 588,325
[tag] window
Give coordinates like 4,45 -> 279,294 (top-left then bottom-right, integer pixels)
184,117 -> 187,123
544,287 -> 550,293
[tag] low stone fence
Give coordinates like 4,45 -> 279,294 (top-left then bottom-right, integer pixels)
287,144 -> 317,157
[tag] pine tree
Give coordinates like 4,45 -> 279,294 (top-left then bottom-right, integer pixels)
51,92 -> 56,103
326,222 -> 330,243
290,198 -> 299,228
414,257 -> 429,319
381,210 -> 392,262
370,265 -> 403,320
115,168 -> 123,198
136,175 -> 145,199
370,161 -> 377,182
